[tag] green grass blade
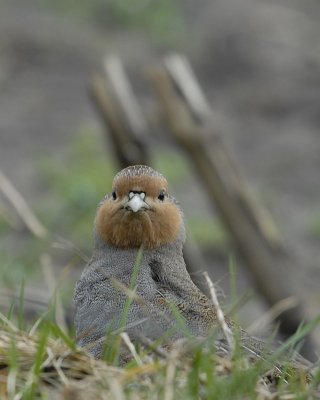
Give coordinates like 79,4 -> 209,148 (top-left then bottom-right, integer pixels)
49,322 -> 76,350
270,315 -> 320,362
6,301 -> 15,322
103,247 -> 143,364
18,278 -> 25,330
118,246 -> 143,332
23,323 -> 49,399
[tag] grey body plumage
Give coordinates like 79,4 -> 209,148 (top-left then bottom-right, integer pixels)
74,226 -> 215,358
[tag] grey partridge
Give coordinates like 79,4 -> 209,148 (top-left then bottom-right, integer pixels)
73,165 -> 309,368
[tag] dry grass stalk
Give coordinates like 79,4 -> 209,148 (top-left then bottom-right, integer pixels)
0,311 -> 18,333
0,328 -> 124,397
52,236 -> 90,263
203,271 -> 235,355
0,169 -> 47,239
120,333 -> 143,366
164,348 -> 179,400
0,326 -> 317,399
136,335 -> 169,359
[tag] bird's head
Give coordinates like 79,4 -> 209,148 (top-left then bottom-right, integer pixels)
95,165 -> 184,250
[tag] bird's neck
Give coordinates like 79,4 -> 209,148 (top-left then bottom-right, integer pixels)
92,231 -> 185,267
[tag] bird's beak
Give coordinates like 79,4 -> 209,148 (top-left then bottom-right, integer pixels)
124,192 -> 149,213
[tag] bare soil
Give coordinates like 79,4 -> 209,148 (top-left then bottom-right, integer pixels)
1,0 -> 319,351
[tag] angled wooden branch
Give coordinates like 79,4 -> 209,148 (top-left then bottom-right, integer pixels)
104,55 -> 148,142
89,74 -> 148,167
149,61 -> 316,360
164,54 -> 281,248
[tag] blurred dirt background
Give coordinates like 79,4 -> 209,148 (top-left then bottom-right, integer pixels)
0,0 -> 319,353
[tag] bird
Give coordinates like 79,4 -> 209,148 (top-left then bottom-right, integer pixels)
73,165 -> 311,368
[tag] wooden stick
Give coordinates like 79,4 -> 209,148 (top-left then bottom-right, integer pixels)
164,53 -> 212,120
164,54 -> 281,247
89,75 -> 141,167
104,55 -> 148,141
148,67 -> 292,318
149,66 -> 316,360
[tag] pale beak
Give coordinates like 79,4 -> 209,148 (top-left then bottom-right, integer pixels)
125,192 -> 149,212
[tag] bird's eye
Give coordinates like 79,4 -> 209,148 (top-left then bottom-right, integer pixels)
112,191 -> 117,200
158,191 -> 165,201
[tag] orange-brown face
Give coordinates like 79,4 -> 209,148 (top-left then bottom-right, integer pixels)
95,166 -> 182,250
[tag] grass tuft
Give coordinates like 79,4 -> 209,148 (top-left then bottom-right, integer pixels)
0,312 -> 319,399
